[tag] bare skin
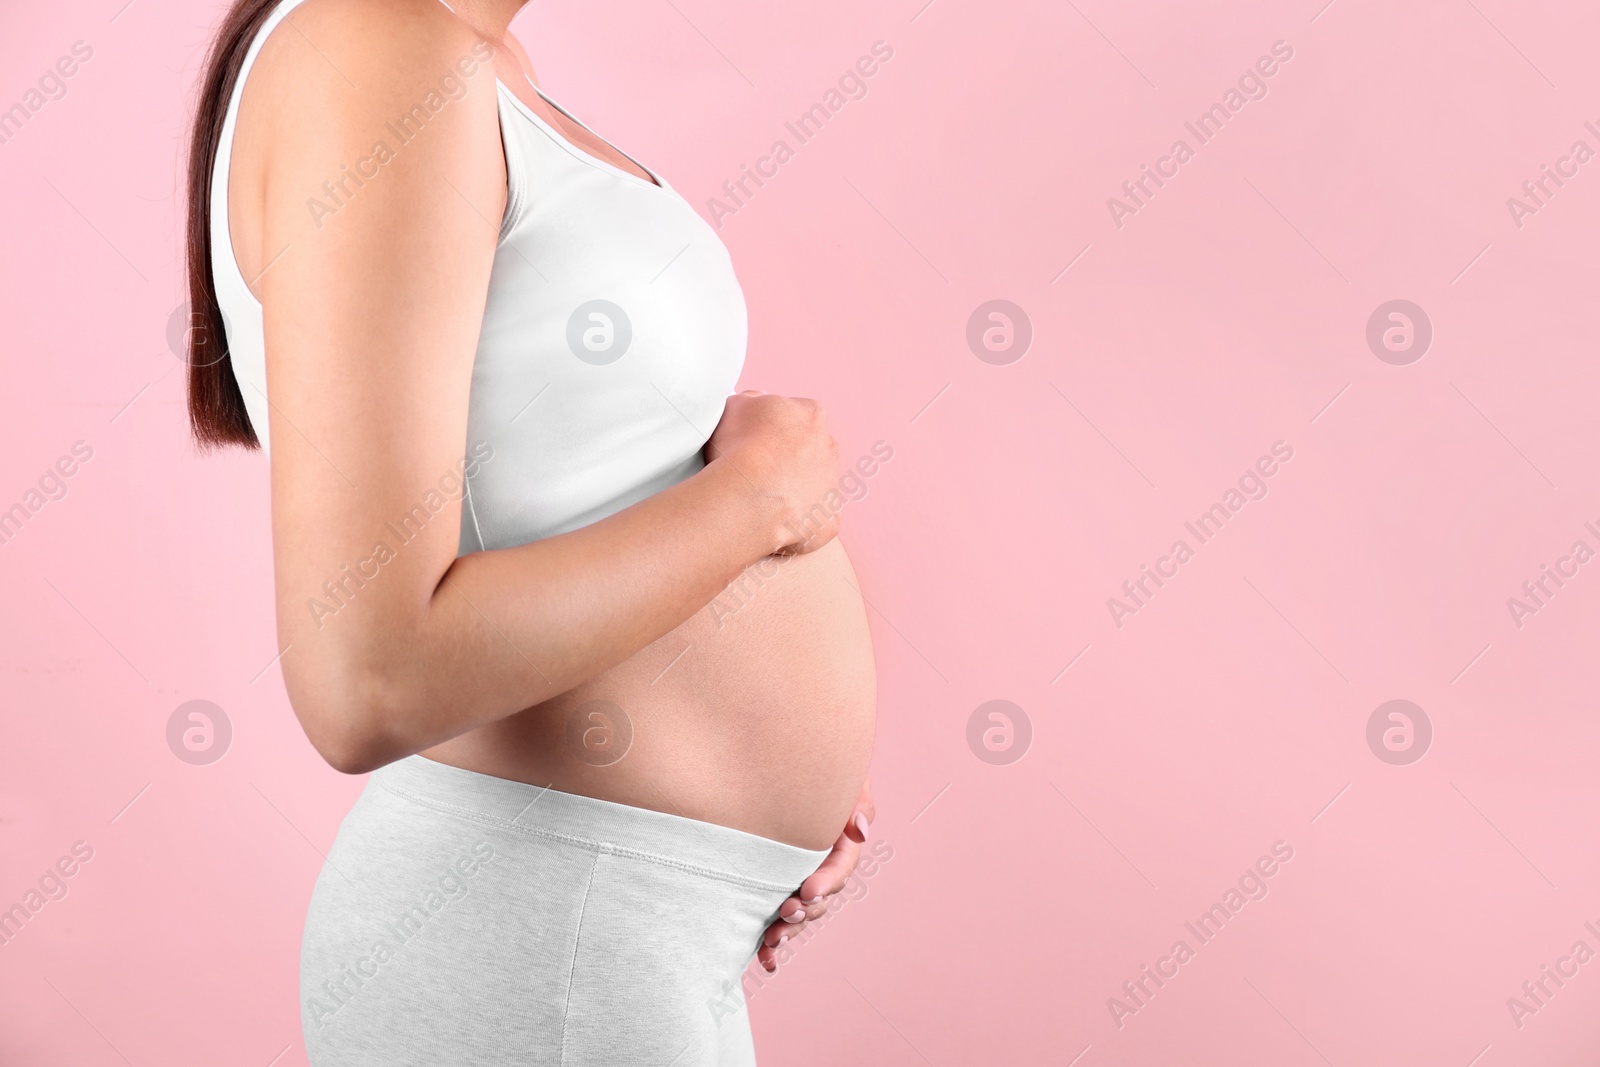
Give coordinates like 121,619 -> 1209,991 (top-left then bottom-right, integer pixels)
228,0 -> 876,957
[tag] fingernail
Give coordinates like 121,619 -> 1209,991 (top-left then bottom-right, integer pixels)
804,893 -> 823,904
783,908 -> 805,923
853,813 -> 870,840
778,933 -> 788,946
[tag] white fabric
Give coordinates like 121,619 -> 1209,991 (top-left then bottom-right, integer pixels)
209,0 -> 748,554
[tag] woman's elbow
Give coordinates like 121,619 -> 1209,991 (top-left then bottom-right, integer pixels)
286,663 -> 413,775
308,721 -> 393,776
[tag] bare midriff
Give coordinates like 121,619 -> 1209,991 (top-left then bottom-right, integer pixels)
422,538 -> 877,851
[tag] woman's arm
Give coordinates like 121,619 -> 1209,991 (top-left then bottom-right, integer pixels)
243,0 -> 838,773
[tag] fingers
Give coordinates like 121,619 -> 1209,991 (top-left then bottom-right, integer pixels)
756,789 -> 877,974
844,777 -> 874,844
798,831 -> 861,906
758,912 -> 804,973
757,936 -> 787,972
754,891 -> 827,972
764,896 -> 819,946
791,790 -> 873,911
757,909 -> 821,972
763,913 -> 801,949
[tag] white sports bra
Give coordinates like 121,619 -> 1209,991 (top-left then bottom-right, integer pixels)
210,0 -> 747,554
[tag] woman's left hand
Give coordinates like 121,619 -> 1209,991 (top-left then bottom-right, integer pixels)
757,776 -> 875,973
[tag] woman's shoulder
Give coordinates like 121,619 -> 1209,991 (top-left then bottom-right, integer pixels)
243,0 -> 503,143
228,0 -> 509,302
234,0 -> 507,231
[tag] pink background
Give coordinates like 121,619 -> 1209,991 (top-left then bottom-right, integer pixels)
3,0 -> 1599,1063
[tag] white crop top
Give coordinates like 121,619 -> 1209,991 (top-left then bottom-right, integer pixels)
209,0 -> 748,554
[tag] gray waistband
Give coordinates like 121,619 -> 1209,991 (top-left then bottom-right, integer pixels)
370,755 -> 830,892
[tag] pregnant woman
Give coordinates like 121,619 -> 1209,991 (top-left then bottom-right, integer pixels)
183,0 -> 877,1061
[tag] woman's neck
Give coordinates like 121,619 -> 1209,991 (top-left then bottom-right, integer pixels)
434,0 -> 529,40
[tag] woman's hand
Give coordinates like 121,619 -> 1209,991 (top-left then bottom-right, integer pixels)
756,777 -> 876,973
707,391 -> 842,556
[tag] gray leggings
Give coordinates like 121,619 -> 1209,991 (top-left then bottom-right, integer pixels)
300,755 -> 829,1065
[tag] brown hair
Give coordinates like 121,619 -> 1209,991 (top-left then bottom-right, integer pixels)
184,0 -> 283,450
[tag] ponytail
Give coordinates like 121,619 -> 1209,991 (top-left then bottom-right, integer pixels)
183,0 -> 284,449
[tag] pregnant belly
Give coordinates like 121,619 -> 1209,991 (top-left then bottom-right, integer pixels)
422,539 -> 878,851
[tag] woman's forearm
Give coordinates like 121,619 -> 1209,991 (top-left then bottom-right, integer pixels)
288,455 -> 784,772
234,22 -> 845,774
